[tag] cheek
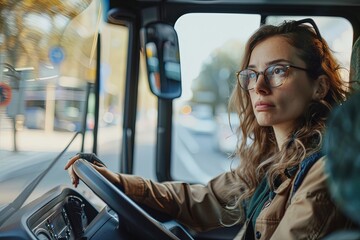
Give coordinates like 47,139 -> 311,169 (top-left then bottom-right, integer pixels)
249,92 -> 257,111
278,88 -> 312,114
249,91 -> 257,105
249,92 -> 263,121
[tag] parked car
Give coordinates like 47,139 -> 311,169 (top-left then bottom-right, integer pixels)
180,104 -> 216,134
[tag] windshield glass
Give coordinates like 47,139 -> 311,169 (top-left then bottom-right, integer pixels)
0,0 -> 104,210
171,13 -> 353,184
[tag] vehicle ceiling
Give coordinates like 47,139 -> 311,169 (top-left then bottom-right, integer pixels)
109,0 -> 360,8
117,0 -> 360,5
107,0 -> 360,36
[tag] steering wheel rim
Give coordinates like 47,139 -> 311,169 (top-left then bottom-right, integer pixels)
72,159 -> 180,240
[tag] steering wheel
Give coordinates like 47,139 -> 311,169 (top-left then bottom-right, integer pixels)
73,159 -> 193,240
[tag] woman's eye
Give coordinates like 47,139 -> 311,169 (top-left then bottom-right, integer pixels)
249,72 -> 257,79
272,66 -> 286,75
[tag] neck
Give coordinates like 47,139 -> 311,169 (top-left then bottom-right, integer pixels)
273,123 -> 294,150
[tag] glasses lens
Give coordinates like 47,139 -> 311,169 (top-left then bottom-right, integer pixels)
265,65 -> 288,87
238,69 -> 256,89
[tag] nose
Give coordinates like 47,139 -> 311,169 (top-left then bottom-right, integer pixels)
253,73 -> 270,95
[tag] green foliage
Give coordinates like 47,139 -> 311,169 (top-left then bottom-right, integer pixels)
191,40 -> 244,113
0,0 -> 94,70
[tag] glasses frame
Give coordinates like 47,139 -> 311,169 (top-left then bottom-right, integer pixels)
237,64 -> 309,90
294,18 -> 323,41
237,18 -> 323,91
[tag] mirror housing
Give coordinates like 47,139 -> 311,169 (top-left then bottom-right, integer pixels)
142,22 -> 182,99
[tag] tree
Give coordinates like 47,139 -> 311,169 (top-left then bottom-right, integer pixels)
0,0 -> 94,74
191,40 -> 244,114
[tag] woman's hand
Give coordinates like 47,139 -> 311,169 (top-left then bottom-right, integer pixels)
64,153 -> 120,188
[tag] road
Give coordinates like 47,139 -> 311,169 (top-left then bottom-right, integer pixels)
171,124 -> 235,184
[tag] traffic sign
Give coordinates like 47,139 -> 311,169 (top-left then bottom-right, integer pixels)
49,46 -> 65,65
0,82 -> 12,107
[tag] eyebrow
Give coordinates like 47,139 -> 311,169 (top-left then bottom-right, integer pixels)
247,59 -> 292,69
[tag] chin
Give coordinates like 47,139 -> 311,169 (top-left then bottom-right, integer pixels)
257,122 -> 273,127
256,118 -> 275,126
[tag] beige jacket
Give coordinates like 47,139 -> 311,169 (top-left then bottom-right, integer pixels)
116,157 -> 354,239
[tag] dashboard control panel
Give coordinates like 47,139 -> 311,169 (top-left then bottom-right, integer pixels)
31,195 -> 88,240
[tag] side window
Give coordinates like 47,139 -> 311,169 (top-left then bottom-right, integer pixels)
173,14 -> 261,183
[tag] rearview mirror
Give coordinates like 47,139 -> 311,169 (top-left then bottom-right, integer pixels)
142,22 -> 182,99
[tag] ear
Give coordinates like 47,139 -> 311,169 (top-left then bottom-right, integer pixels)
312,75 -> 330,100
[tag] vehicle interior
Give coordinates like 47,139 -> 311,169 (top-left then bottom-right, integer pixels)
0,0 -> 359,239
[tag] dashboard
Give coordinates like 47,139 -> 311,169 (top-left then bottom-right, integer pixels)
0,186 -> 122,240
30,195 -> 91,240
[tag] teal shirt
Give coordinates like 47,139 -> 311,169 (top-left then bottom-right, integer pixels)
245,178 -> 272,228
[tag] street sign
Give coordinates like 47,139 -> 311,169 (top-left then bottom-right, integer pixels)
0,82 -> 12,107
49,46 -> 65,65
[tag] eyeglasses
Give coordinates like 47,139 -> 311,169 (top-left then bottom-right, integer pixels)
236,64 -> 309,90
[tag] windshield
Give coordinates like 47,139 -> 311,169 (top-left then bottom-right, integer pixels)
0,0 -> 104,210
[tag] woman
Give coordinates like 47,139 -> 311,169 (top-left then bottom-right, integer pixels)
65,19 -> 355,239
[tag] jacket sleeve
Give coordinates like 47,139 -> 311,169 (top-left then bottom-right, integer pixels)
116,172 -> 244,232
270,157 -> 353,240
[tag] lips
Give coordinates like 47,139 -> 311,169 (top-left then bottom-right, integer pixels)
255,101 -> 275,111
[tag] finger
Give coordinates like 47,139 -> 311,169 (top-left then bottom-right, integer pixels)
92,164 -> 104,172
67,165 -> 80,187
93,160 -> 106,167
67,166 -> 76,183
64,154 -> 81,170
92,164 -> 109,179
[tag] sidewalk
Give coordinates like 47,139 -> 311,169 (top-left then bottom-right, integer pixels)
0,150 -> 51,182
0,126 -> 122,182
0,129 -> 79,182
